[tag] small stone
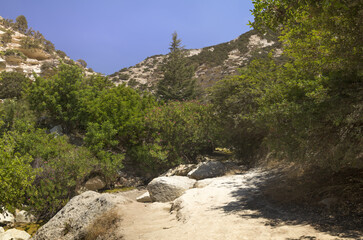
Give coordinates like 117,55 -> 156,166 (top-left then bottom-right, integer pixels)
84,176 -> 106,191
136,192 -> 152,203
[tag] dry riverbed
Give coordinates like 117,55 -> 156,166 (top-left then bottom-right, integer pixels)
115,168 -> 362,240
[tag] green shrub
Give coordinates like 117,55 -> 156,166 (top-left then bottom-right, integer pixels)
77,59 -> 87,68
56,50 -> 67,58
132,101 -> 217,173
20,36 -> 40,49
0,133 -> 36,212
1,30 -> 13,45
0,71 -> 31,99
118,73 -> 129,80
3,49 -> 27,60
85,85 -> 157,149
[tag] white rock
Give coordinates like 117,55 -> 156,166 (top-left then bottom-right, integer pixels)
187,161 -> 226,180
162,164 -> 197,177
0,210 -> 14,225
147,176 -> 196,202
31,191 -> 131,240
84,176 -> 106,191
15,210 -> 36,223
136,192 -> 152,203
0,227 -> 4,234
194,178 -> 214,188
0,229 -> 31,240
49,125 -> 63,136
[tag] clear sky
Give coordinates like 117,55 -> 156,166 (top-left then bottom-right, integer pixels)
1,0 -> 255,75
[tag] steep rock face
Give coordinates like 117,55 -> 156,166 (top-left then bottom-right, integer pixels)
110,29 -> 281,91
0,16 -> 93,79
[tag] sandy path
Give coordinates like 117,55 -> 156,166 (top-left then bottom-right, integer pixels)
116,169 -> 358,240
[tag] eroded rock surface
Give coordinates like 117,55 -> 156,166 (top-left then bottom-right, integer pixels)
31,191 -> 131,240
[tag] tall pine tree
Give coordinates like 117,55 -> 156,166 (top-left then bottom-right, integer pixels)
156,32 -> 197,101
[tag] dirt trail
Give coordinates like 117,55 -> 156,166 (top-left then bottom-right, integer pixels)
116,169 -> 360,240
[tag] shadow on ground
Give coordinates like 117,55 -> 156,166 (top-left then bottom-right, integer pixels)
217,168 -> 363,239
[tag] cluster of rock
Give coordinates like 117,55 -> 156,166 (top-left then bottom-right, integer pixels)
0,209 -> 35,240
137,160 -> 245,203
28,160 -> 244,239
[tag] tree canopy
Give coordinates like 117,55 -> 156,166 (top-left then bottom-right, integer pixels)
156,32 -> 198,101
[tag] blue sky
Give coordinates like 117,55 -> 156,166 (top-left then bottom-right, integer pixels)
1,0 -> 255,74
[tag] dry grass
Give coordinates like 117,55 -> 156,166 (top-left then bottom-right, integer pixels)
83,208 -> 123,240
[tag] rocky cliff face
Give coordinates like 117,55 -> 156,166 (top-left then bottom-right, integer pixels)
0,16 -> 92,79
110,29 -> 281,91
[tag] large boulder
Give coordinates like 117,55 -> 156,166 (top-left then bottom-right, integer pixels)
84,176 -> 106,191
147,176 -> 196,202
0,210 -> 14,226
0,229 -> 30,240
187,161 -> 226,180
31,191 -> 131,240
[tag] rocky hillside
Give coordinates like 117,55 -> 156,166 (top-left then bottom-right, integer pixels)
110,29 -> 281,91
0,16 -> 93,79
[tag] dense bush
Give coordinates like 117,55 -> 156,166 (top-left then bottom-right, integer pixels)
56,49 -> 67,58
1,30 -> 13,45
15,15 -> 28,33
209,0 -> 362,169
27,64 -> 112,131
131,101 -> 217,173
0,99 -> 123,220
85,85 -> 157,152
0,132 -> 35,212
0,71 -> 31,99
3,49 -> 27,60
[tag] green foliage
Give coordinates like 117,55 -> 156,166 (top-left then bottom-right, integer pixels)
0,71 -> 31,99
20,36 -> 40,49
1,18 -> 14,29
15,15 -> 28,33
118,73 -> 129,80
77,59 -> 87,68
27,64 -> 85,131
0,99 -> 122,220
40,61 -> 58,78
156,32 -> 198,101
1,30 -> 13,46
208,0 -> 362,168
209,63 -> 270,163
0,133 -> 35,211
56,50 -> 67,58
85,84 -> 157,149
3,49 -> 27,60
189,29 -> 279,68
132,101 -> 217,173
43,40 -> 55,53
